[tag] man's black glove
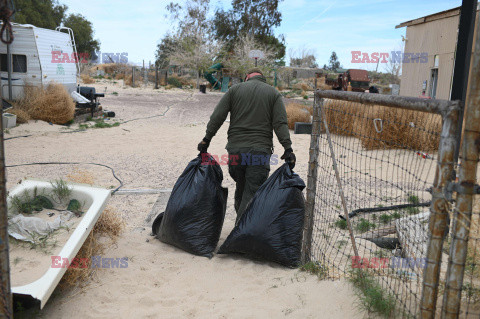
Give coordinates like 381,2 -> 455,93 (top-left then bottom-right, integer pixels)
197,137 -> 210,153
281,148 -> 296,169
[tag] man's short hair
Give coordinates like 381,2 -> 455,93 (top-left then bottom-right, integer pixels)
246,67 -> 263,75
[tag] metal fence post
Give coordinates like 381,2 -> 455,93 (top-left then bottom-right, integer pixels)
319,99 -> 359,258
0,72 -> 12,319
419,103 -> 459,318
132,67 -> 135,87
441,22 -> 480,318
451,0 -> 477,164
301,95 -> 321,264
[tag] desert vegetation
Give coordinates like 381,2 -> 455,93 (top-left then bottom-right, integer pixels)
11,83 -> 75,125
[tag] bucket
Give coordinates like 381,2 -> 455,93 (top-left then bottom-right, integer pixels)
2,113 -> 16,128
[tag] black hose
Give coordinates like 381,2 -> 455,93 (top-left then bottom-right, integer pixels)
339,202 -> 431,220
5,162 -> 123,194
120,105 -> 171,124
4,135 -> 32,140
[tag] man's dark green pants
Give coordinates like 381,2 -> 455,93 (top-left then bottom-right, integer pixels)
227,150 -> 271,222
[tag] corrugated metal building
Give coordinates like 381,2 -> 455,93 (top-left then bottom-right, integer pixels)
396,6 -> 478,100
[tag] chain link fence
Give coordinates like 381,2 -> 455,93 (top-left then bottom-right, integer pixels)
301,90 -> 469,318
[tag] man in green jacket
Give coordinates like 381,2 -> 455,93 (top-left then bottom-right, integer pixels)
198,68 -> 295,222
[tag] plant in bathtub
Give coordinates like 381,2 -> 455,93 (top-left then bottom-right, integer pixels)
50,179 -> 73,204
8,179 -> 86,251
10,187 -> 54,215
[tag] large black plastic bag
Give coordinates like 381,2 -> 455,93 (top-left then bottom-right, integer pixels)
218,163 -> 305,267
153,154 -> 228,258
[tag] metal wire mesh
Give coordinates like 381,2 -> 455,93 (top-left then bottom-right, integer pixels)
462,208 -> 480,316
310,97 -> 444,317
456,202 -> 480,318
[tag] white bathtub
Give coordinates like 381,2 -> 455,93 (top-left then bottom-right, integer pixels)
9,179 -> 111,308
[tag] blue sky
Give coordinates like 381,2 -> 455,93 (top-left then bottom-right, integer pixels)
61,0 -> 461,71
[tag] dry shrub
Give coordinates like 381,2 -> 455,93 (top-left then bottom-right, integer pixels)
286,102 -> 311,129
115,73 -> 125,80
159,77 -> 167,86
301,83 -> 310,91
168,74 -> 195,86
177,76 -> 197,87
15,85 -> 44,110
28,83 -> 75,124
81,74 -> 95,84
471,197 -> 480,237
91,63 -> 126,75
124,74 -> 143,87
67,169 -> 95,185
7,108 -> 30,123
165,84 -> 174,90
92,206 -> 125,239
354,105 -> 441,151
277,84 -> 285,91
322,99 -> 363,136
292,80 -> 315,91
124,75 -> 132,86
316,81 -> 332,90
102,63 -> 119,74
321,99 -> 441,151
305,104 -> 313,115
13,83 -> 75,124
60,206 -> 124,287
292,83 -> 303,91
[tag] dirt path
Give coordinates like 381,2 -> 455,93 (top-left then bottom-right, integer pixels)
7,83 -> 362,318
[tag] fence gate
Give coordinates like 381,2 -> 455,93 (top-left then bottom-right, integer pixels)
302,29 -> 480,316
301,89 -> 460,317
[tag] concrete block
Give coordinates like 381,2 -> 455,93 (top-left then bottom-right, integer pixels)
294,122 -> 312,134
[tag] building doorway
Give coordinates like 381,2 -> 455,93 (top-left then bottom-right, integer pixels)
429,68 -> 438,99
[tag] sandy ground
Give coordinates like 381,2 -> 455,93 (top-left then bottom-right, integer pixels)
7,81 -> 362,318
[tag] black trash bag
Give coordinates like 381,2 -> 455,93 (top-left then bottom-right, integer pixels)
151,212 -> 164,235
153,154 -> 228,258
218,163 -> 305,267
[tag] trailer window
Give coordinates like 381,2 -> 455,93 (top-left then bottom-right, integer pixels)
13,55 -> 27,73
0,54 -> 27,73
0,54 -> 6,72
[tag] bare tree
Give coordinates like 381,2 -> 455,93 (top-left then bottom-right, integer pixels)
384,42 -> 403,85
169,29 -> 224,88
289,46 -> 318,68
165,0 -> 224,88
226,34 -> 276,77
384,58 -> 401,85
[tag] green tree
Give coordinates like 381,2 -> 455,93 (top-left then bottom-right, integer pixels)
14,0 -> 67,29
327,51 -> 341,72
212,0 -> 286,62
13,0 -> 100,57
63,14 -> 100,56
155,34 -> 179,68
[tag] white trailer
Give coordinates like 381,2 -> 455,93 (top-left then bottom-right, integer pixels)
0,23 -> 78,100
